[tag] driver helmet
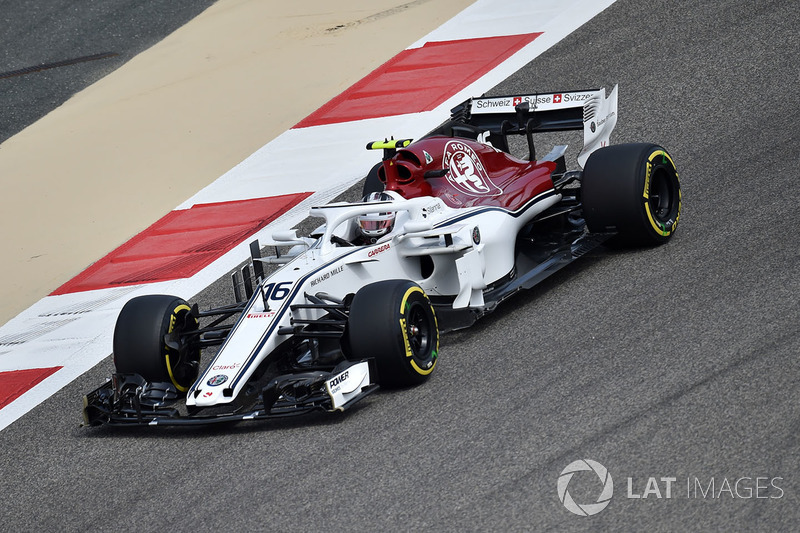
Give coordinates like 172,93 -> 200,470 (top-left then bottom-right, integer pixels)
357,192 -> 396,240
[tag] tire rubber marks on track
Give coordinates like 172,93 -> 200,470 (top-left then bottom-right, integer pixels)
0,52 -> 118,80
326,0 -> 435,32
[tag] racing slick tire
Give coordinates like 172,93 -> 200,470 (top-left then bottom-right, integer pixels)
113,295 -> 200,393
581,143 -> 681,245
348,280 -> 439,387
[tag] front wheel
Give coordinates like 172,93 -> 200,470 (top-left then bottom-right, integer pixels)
347,280 -> 439,387
113,295 -> 200,393
582,143 -> 681,245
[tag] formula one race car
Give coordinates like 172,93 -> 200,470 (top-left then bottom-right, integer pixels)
83,86 -> 681,426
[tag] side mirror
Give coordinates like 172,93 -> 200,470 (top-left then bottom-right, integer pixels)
403,220 -> 434,233
271,230 -> 298,242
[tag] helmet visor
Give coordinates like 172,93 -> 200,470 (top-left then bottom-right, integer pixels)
359,218 -> 394,233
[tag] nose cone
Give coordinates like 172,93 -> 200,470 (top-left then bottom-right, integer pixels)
193,373 -> 231,406
194,387 -> 221,406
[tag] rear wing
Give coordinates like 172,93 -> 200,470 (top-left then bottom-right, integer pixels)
447,85 -> 618,167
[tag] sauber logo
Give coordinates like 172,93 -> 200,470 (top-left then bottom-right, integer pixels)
443,141 -> 502,197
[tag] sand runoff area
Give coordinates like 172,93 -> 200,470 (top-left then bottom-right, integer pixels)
0,0 -> 475,326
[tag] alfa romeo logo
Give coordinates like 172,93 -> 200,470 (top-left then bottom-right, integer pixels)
557,459 -> 613,516
207,374 -> 228,387
442,140 -> 502,197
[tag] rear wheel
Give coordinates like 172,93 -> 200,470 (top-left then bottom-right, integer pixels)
113,295 -> 200,393
348,280 -> 439,387
582,143 -> 681,245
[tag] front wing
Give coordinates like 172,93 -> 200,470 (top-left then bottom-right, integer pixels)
83,360 -> 378,427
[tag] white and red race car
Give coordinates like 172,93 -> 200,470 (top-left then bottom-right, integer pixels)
83,86 -> 681,426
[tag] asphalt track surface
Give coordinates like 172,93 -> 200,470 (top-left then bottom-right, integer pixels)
0,0 -> 218,144
1,1 -> 798,531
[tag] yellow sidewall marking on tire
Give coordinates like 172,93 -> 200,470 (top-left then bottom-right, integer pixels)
649,149 -> 676,169
645,202 -> 670,237
643,150 -> 679,236
410,359 -> 436,375
398,286 -> 424,313
399,286 -> 439,376
165,303 -> 193,392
